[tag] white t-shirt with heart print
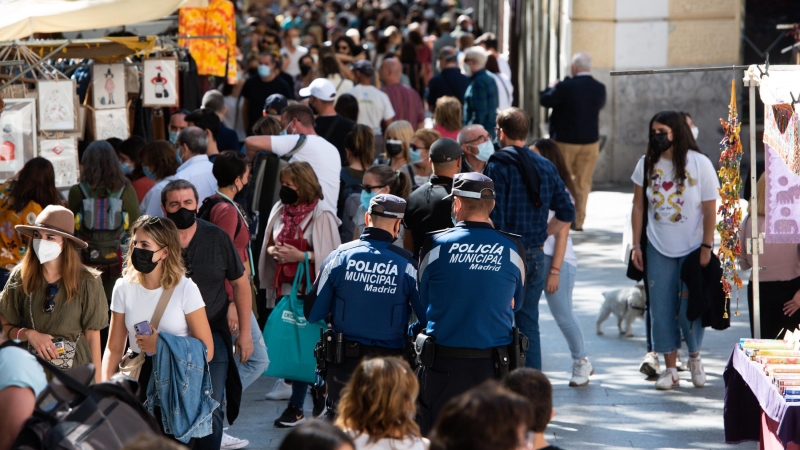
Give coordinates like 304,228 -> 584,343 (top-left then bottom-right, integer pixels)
631,151 -> 720,258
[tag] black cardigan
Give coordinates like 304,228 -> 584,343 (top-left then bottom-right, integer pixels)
680,247 -> 729,330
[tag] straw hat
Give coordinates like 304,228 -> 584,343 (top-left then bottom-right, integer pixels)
16,205 -> 88,249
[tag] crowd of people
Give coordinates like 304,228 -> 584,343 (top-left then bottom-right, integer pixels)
0,0 -> 749,449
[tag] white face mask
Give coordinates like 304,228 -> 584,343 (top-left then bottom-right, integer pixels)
691,126 -> 699,140
291,37 -> 302,47
33,238 -> 62,264
463,64 -> 472,76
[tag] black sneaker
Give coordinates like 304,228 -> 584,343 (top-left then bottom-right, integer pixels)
311,385 -> 327,418
274,404 -> 306,428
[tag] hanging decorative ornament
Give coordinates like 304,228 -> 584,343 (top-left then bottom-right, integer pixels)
773,104 -> 794,134
717,79 -> 744,318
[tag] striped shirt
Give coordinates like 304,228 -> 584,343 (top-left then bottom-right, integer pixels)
381,83 -> 425,129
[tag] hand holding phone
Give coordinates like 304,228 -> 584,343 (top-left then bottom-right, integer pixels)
133,321 -> 155,356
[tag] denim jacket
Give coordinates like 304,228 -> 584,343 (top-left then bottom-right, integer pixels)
145,332 -> 219,443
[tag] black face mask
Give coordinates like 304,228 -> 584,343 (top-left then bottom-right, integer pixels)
299,64 -> 312,76
167,207 -> 196,230
280,185 -> 299,204
386,142 -> 403,157
650,133 -> 672,153
131,247 -> 161,274
247,67 -> 258,78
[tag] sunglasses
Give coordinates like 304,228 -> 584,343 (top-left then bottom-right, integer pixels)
360,184 -> 387,192
140,215 -> 161,225
43,283 -> 58,314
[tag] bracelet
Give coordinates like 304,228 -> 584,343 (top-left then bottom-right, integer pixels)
5,326 -> 13,340
16,327 -> 26,340
550,269 -> 560,275
631,244 -> 641,249
701,243 -> 713,249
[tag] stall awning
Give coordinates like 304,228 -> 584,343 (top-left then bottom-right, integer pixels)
0,0 -> 209,41
0,37 -> 158,61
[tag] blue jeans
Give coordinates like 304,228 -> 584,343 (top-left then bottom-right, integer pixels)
542,256 -> 586,360
516,247 -> 545,369
288,381 -> 309,410
234,312 -> 269,391
194,332 -> 228,450
645,243 -> 704,354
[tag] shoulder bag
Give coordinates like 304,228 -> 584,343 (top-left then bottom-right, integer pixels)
626,163 -> 649,281
118,286 -> 176,380
28,294 -> 79,371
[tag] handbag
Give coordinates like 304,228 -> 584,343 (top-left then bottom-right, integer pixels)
274,219 -> 315,293
28,295 -> 79,371
264,255 -> 325,383
118,286 -> 176,380
627,164 -> 649,282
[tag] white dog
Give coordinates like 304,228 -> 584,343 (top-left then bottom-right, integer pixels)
596,285 -> 646,337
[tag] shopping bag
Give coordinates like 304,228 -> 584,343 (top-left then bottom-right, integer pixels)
263,255 -> 324,383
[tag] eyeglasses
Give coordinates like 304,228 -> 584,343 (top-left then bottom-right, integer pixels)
43,283 -> 58,314
360,184 -> 387,192
337,46 -> 350,51
465,134 -> 490,145
409,144 -> 428,152
494,126 -> 502,136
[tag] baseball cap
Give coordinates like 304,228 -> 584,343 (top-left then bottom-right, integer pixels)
299,78 -> 338,101
352,60 -> 375,76
368,194 -> 407,219
264,94 -> 288,114
430,138 -> 464,163
444,173 -> 496,200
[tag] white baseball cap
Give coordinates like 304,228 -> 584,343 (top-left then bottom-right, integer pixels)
299,78 -> 337,101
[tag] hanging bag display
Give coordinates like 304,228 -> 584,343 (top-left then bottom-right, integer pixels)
118,286 -> 175,380
263,254 -> 324,383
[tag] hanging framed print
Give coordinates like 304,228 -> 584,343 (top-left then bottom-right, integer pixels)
92,63 -> 126,109
93,108 -> 129,140
142,58 -> 179,107
0,98 -> 36,182
37,79 -> 77,131
39,138 -> 79,188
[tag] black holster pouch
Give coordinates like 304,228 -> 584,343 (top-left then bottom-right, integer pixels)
509,328 -> 529,370
415,333 -> 435,368
494,346 -> 510,378
315,329 -> 333,371
405,335 -> 418,369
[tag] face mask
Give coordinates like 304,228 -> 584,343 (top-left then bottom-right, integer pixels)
310,53 -> 319,64
300,64 -> 312,76
386,139 -> 403,157
435,60 -> 441,72
175,147 -> 184,165
364,42 -> 374,51
360,190 -> 377,210
291,37 -> 302,47
450,203 -> 458,226
33,239 -> 62,264
167,207 -> 196,230
279,185 -> 299,204
143,166 -> 157,180
691,126 -> 699,140
474,140 -> 494,162
168,131 -> 179,145
463,64 -> 472,76
409,147 -> 423,164
121,162 -> 133,175
247,67 -> 258,78
465,26 -> 473,33
131,247 -> 161,274
649,133 -> 672,153
257,64 -> 271,78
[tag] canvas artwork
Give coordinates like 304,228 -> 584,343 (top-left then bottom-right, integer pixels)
92,63 -> 126,109
39,139 -> 79,188
94,108 -> 129,140
0,99 -> 36,178
37,79 -> 77,131
142,58 -> 179,107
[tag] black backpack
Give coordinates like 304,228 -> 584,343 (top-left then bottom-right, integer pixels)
2,341 -> 162,449
197,196 -> 244,239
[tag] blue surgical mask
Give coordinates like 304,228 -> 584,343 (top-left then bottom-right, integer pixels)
450,204 -> 458,226
176,147 -> 183,165
143,166 -> 157,180
280,127 -> 288,136
475,140 -> 494,162
257,64 -> 271,78
168,131 -> 178,145
360,190 -> 377,210
121,162 -> 133,175
409,148 -> 423,164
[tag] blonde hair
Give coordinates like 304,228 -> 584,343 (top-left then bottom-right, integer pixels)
19,238 -> 98,302
335,357 -> 421,443
280,161 -> 324,204
122,216 -> 184,289
434,96 -> 462,132
384,120 -> 414,161
756,173 -> 766,216
414,129 -> 442,149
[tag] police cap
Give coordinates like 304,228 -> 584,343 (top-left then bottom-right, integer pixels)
444,172 -> 496,200
264,94 -> 288,114
368,194 -> 407,219
430,138 -> 464,163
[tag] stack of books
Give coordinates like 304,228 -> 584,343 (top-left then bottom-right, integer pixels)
741,338 -> 800,402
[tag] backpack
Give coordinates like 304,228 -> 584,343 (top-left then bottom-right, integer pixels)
74,183 -> 129,266
2,340 -> 162,450
0,182 -> 42,269
198,196 -> 244,239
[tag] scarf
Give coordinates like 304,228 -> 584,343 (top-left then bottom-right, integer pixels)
277,200 -> 318,243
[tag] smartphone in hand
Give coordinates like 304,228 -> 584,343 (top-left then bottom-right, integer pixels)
133,321 -> 155,356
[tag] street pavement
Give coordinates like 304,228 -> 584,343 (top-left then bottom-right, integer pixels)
226,188 -> 756,450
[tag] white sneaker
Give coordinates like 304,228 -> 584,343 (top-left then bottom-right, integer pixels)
676,352 -> 688,372
688,358 -> 706,387
655,370 -> 680,390
569,358 -> 593,387
639,352 -> 660,377
264,379 -> 292,400
221,432 -> 249,449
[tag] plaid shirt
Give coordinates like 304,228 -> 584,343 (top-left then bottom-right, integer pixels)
381,83 -> 425,128
485,149 -> 575,249
463,69 -> 500,138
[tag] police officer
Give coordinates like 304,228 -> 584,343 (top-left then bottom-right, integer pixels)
416,172 -> 526,434
305,194 -> 425,416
